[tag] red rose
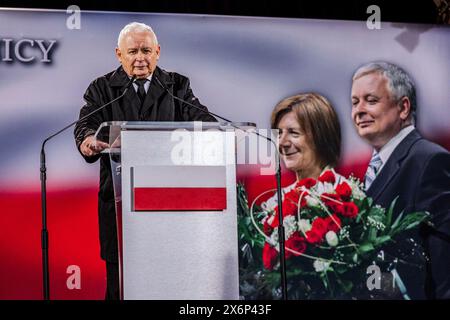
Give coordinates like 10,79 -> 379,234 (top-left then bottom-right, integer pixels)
312,217 -> 328,233
318,170 -> 336,184
305,217 -> 327,244
285,232 -> 306,259
325,214 -> 342,232
341,202 -> 359,218
284,191 -> 302,216
285,189 -> 300,203
321,192 -> 343,214
270,190 -> 307,229
305,229 -> 324,244
263,242 -> 278,270
287,189 -> 309,209
282,201 -> 297,218
296,178 -> 317,189
335,181 -> 352,201
263,218 -> 273,236
320,192 -> 341,204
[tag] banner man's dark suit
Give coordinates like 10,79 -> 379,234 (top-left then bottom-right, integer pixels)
366,129 -> 450,299
74,66 -> 215,263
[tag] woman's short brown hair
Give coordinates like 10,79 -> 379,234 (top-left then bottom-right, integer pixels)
270,93 -> 341,168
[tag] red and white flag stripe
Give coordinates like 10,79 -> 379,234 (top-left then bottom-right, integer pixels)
132,165 -> 227,211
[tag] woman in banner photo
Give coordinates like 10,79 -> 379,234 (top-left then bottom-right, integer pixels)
271,93 -> 342,185
237,93 -> 428,300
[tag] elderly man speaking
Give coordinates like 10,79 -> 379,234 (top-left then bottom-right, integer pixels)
351,61 -> 450,299
74,22 -> 215,299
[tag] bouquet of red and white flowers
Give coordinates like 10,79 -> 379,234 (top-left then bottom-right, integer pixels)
237,169 -> 429,299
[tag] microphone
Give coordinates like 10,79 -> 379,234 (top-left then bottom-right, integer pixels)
154,74 -> 289,300
40,75 -> 136,300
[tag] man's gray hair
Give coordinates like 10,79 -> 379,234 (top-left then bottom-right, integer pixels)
352,61 -> 417,120
117,22 -> 158,47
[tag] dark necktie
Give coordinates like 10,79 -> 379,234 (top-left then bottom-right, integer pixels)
135,79 -> 148,105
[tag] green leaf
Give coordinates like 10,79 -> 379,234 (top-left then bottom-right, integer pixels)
391,211 -> 429,236
390,211 -> 404,232
367,226 -> 377,241
355,209 -> 365,223
365,197 -> 373,208
384,196 -> 398,232
336,278 -> 353,293
373,235 -> 391,246
320,273 -> 329,289
358,242 -> 375,253
334,264 -> 347,274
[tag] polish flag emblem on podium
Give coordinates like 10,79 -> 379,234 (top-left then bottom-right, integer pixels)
132,165 -> 227,211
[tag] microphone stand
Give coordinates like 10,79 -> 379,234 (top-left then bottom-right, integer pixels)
40,76 -> 135,300
154,75 -> 288,300
274,151 -> 288,300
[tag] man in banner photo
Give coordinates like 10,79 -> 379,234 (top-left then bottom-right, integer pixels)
351,61 -> 450,299
74,22 -> 216,300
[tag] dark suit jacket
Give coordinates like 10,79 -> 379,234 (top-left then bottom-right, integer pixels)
367,129 -> 450,299
74,66 -> 216,262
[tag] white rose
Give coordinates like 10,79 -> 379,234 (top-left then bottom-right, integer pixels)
298,219 -> 312,233
305,195 -> 320,207
313,259 -> 330,272
325,230 -> 338,247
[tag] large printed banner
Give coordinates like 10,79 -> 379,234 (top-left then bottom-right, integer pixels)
0,8 -> 449,299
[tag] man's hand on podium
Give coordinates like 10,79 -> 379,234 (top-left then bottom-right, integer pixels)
80,135 -> 110,157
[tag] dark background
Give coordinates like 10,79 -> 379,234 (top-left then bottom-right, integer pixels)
0,0 -> 442,24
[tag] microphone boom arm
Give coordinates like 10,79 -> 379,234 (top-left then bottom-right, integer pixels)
40,75 -> 136,300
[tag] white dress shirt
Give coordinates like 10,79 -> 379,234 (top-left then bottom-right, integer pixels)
132,74 -> 152,94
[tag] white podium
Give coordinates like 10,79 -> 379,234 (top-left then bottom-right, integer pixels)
96,121 -> 255,300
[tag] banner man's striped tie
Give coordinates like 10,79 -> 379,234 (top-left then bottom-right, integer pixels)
365,152 -> 382,190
